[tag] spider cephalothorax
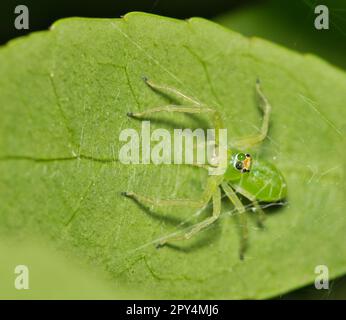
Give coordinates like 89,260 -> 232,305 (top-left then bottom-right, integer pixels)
233,153 -> 252,173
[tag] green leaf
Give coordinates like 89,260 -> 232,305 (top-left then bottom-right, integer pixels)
0,12 -> 345,299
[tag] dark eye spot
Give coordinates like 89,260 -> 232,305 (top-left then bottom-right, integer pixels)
245,153 -> 251,158
235,161 -> 243,170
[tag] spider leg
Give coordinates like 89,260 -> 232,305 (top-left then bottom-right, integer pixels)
157,186 -> 221,246
130,78 -> 226,171
128,104 -> 225,166
230,79 -> 271,149
123,175 -> 221,208
143,76 -> 202,106
232,185 -> 266,228
128,104 -> 224,135
123,191 -> 204,208
221,182 -> 248,260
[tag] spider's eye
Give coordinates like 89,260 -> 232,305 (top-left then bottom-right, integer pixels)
245,153 -> 251,158
235,161 -> 243,170
237,153 -> 246,161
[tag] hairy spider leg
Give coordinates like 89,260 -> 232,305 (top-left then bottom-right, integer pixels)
230,79 -> 271,149
156,186 -> 222,246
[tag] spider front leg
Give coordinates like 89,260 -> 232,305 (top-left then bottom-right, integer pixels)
230,79 -> 271,149
129,77 -> 224,136
221,182 -> 248,260
128,105 -> 224,138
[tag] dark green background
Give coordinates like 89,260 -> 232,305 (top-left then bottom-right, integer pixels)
2,0 -> 346,70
